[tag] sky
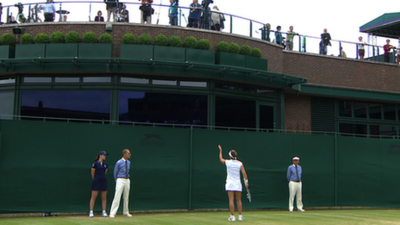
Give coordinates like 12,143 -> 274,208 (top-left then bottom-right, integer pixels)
1,0 -> 399,58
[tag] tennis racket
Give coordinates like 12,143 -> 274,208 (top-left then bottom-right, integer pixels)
246,188 -> 252,203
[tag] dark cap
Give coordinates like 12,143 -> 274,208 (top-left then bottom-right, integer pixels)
98,151 -> 109,156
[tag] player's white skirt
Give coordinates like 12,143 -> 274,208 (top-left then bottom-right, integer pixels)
225,179 -> 242,192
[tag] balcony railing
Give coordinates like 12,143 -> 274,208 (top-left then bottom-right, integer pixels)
1,0 -> 399,64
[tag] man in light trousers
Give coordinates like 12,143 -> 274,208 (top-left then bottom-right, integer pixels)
286,156 -> 305,212
109,149 -> 132,218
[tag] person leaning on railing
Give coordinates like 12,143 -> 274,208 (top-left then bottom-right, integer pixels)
43,0 -> 56,22
118,4 -> 129,22
188,0 -> 202,28
139,0 -> 153,24
210,5 -> 223,31
104,0 -> 117,22
383,39 -> 395,63
286,26 -> 299,51
168,0 -> 178,26
94,10 -> 104,22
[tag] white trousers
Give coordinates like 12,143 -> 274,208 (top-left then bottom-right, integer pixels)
288,181 -> 303,210
110,178 -> 130,216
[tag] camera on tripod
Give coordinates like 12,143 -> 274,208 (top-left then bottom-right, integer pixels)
14,2 -> 24,13
201,0 -> 213,9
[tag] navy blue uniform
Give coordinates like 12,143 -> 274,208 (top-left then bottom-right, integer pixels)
91,161 -> 108,191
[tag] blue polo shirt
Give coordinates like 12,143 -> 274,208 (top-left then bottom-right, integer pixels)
188,3 -> 202,20
287,164 -> 302,182
113,158 -> 131,181
43,3 -> 56,14
92,161 -> 108,179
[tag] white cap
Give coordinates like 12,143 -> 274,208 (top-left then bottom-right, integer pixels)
293,157 -> 300,161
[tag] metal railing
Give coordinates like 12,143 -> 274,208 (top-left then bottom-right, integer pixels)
1,1 -> 399,63
0,114 -> 398,139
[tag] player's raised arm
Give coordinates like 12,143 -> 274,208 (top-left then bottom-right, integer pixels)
218,145 -> 225,164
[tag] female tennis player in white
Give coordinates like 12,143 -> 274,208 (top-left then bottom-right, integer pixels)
218,144 -> 249,222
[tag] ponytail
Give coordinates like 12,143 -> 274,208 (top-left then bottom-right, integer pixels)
94,155 -> 100,162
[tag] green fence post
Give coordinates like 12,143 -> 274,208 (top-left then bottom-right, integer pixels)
6,6 -> 9,24
59,3 -> 62,22
188,125 -> 193,210
230,15 -> 233,34
334,131 -> 338,206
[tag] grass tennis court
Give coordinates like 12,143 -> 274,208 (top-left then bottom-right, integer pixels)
1,210 -> 400,225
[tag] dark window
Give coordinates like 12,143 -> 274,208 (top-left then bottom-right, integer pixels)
215,97 -> 256,129
383,105 -> 397,120
369,104 -> 382,119
0,91 -> 14,120
259,105 -> 274,131
339,123 -> 367,137
338,100 -> 352,117
370,125 -> 397,138
119,91 -> 207,126
354,102 -> 367,118
21,90 -> 111,121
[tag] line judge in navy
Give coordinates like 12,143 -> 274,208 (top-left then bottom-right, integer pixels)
286,156 -> 305,212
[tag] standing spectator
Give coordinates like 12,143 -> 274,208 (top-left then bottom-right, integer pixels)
43,0 -> 56,22
31,4 -> 43,22
118,4 -> 129,22
286,26 -> 299,51
287,156 -> 305,212
211,5 -> 223,31
265,23 -> 271,42
397,39 -> 400,64
320,28 -> 331,55
104,0 -> 117,22
219,12 -> 226,31
89,151 -> 109,218
140,0 -> 153,24
358,36 -> 367,60
218,145 -> 249,222
275,26 -> 282,45
109,149 -> 132,218
94,11 -> 104,22
383,39 -> 395,63
168,0 -> 178,26
188,0 -> 202,28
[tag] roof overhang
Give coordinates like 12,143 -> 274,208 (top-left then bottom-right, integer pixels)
360,12 -> 400,38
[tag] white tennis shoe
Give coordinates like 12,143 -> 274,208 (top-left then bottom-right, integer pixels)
124,213 -> 133,217
238,215 -> 244,221
89,211 -> 94,218
102,211 -> 108,217
228,215 -> 236,222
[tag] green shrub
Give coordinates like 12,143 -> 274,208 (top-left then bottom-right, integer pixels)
239,45 -> 252,56
168,36 -> 182,47
34,33 -> 50,44
122,33 -> 136,44
137,34 -> 152,45
153,34 -> 168,46
197,39 -> 210,50
99,33 -> 113,43
228,43 -> 240,54
82,32 -> 98,43
216,41 -> 229,52
50,31 -> 65,43
20,33 -> 34,44
183,36 -> 197,49
251,48 -> 262,58
65,31 -> 81,43
1,33 -> 16,45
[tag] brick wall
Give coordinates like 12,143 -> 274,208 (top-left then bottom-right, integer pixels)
284,94 -> 311,131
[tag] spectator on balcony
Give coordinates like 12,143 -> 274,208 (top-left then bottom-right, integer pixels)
397,39 -> 400,64
7,15 -> 17,24
358,36 -> 367,60
168,0 -> 178,26
339,47 -> 347,58
211,5 -> 223,31
104,0 -> 117,22
383,39 -> 395,63
140,0 -> 153,24
275,26 -> 282,45
320,28 -> 331,55
43,0 -> 56,22
94,11 -> 104,22
31,5 -> 43,22
188,0 -> 202,28
286,26 -> 299,51
118,4 -> 129,22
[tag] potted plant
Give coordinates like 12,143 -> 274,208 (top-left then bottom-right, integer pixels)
46,31 -> 79,58
79,32 -> 112,58
154,34 -> 185,62
245,47 -> 268,71
168,36 -> 182,47
16,33 -> 46,58
120,33 -> 153,60
215,41 -> 245,67
186,38 -> 214,64
183,36 -> 198,49
65,31 -> 81,43
0,33 -> 16,59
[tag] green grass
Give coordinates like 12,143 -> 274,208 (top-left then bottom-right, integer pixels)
1,210 -> 400,225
